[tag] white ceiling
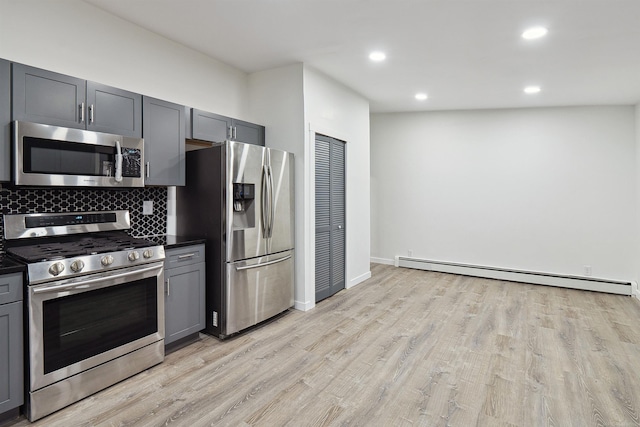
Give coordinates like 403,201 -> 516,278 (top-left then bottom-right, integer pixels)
85,0 -> 640,113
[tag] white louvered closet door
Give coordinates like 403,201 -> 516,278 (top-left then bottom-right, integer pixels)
315,134 -> 346,302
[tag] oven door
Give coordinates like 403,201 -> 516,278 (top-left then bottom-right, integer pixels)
27,262 -> 164,391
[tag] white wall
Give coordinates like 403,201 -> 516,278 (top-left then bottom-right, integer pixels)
371,106 -> 636,282
248,64 -> 307,308
636,103 -> 640,298
249,65 -> 371,311
0,0 -> 249,119
304,66 -> 371,306
0,0 -> 373,312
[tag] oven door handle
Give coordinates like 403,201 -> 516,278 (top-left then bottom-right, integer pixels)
32,264 -> 163,294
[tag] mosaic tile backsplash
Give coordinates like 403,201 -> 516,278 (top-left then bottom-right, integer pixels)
0,186 -> 167,252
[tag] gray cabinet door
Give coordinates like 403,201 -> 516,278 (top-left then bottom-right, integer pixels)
164,263 -> 205,345
0,301 -> 23,414
143,96 -> 185,186
0,59 -> 10,182
188,108 -> 265,146
86,81 -> 142,138
232,119 -> 265,146
12,63 -> 85,129
191,109 -> 230,143
315,135 -> 346,302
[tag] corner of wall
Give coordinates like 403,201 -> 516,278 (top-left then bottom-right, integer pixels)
347,271 -> 372,289
294,299 -> 315,312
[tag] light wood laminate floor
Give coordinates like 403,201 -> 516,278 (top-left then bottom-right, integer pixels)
9,264 -> 640,426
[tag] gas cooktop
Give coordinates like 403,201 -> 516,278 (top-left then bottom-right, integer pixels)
6,232 -> 157,263
3,210 -> 165,285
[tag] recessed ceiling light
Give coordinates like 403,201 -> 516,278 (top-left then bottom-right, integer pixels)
524,86 -> 541,94
415,93 -> 428,101
369,51 -> 386,62
522,27 -> 548,40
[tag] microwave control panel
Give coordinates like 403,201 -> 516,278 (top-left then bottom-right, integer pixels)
121,148 -> 142,177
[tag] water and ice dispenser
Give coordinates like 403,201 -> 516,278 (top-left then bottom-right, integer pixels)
232,183 -> 255,229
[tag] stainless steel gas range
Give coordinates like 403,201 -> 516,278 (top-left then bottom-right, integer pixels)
3,210 -> 165,422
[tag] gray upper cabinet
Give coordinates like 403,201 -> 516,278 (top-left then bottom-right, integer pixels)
143,96 -> 185,186
0,273 -> 24,416
12,63 -> 85,130
190,109 -> 231,143
233,119 -> 265,147
12,63 -> 142,137
187,108 -> 265,146
1,59 -> 10,182
86,81 -> 141,137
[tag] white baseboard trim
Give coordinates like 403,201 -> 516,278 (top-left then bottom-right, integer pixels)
396,256 -> 632,296
294,300 -> 314,312
348,271 -> 372,289
370,257 -> 394,265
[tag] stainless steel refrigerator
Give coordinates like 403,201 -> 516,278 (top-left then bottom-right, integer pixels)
176,141 -> 295,338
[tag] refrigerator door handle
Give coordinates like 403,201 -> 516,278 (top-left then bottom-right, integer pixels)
235,255 -> 292,271
268,165 -> 275,238
261,165 -> 269,237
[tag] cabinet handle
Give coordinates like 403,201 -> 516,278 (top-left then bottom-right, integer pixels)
80,102 -> 85,123
166,277 -> 170,296
145,162 -> 150,178
89,104 -> 94,123
228,125 -> 233,140
178,253 -> 196,259
233,126 -> 237,140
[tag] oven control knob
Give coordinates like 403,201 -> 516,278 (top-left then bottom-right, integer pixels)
128,251 -> 140,261
143,249 -> 154,259
48,262 -> 65,276
70,260 -> 85,272
101,255 -> 114,266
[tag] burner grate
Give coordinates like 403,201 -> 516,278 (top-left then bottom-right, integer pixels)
6,233 -> 157,263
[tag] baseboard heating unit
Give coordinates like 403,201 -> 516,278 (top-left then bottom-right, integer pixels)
395,256 -> 632,296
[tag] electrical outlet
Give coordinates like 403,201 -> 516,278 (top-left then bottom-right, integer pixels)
584,265 -> 592,276
143,200 -> 153,215
408,250 -> 413,257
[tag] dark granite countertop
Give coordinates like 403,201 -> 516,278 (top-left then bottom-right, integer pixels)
141,235 -> 206,250
0,253 -> 26,275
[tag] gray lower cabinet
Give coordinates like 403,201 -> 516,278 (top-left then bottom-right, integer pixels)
0,273 -> 23,416
187,108 -> 265,146
1,59 -> 10,182
143,97 -> 186,186
12,63 -> 142,137
164,244 -> 205,345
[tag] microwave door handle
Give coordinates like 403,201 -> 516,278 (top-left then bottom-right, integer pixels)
115,140 -> 123,182
79,102 -> 85,123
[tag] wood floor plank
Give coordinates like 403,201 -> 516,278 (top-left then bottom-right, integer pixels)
8,263 -> 640,427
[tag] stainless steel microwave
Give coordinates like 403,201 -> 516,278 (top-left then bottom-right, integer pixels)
13,121 -> 144,187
